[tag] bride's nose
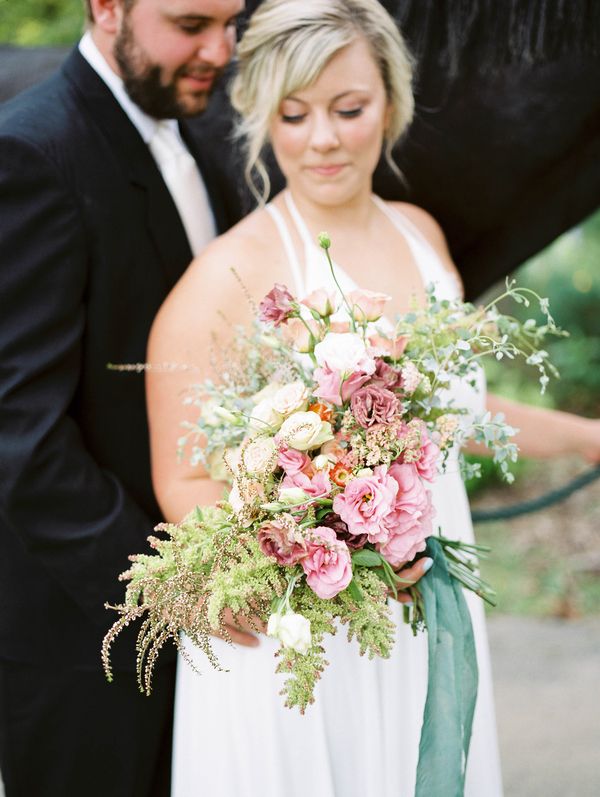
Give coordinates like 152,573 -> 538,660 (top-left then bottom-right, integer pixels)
309,112 -> 340,152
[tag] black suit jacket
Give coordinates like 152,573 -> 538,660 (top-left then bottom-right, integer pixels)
0,49 -> 233,670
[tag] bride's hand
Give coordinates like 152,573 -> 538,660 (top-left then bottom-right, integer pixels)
390,556 -> 433,604
213,607 -> 267,647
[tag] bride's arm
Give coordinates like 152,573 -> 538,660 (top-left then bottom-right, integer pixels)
146,234 -> 271,524
485,394 -> 600,463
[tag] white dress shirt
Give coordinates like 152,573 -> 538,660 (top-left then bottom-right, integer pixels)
79,32 -> 216,256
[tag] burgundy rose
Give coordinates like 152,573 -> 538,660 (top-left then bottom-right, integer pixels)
370,358 -> 403,391
320,513 -> 368,550
258,283 -> 295,327
350,384 -> 399,428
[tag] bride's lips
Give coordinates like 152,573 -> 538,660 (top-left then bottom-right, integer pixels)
307,164 -> 348,177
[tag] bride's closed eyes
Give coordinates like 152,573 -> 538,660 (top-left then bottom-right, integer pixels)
279,107 -> 365,124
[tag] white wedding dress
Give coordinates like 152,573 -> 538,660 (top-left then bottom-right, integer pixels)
171,192 -> 503,797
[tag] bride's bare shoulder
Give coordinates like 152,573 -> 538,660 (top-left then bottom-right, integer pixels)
387,201 -> 464,293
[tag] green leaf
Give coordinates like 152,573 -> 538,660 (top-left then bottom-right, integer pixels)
351,548 -> 384,567
346,578 -> 364,603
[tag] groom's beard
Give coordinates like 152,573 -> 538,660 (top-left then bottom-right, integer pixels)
114,18 -> 221,119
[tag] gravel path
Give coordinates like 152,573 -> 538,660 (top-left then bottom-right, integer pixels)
488,615 -> 600,796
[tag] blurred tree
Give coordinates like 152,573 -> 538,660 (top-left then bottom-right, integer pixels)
0,0 -> 83,46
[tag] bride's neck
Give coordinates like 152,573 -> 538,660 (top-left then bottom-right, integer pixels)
286,186 -> 376,235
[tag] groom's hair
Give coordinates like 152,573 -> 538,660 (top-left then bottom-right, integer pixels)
84,0 -> 137,24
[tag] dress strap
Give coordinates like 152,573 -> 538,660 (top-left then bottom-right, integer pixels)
265,203 -> 305,297
371,195 -> 462,297
284,190 -> 316,251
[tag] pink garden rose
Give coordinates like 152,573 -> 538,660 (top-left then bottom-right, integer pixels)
277,446 -> 311,476
396,421 -> 441,482
258,515 -> 307,566
258,283 -> 295,327
413,427 -> 440,482
376,463 -> 434,566
314,366 -> 371,406
332,465 -> 399,543
281,470 -> 332,499
350,384 -> 399,428
301,526 -> 352,599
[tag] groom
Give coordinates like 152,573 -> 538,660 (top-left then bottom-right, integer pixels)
0,1 -> 243,795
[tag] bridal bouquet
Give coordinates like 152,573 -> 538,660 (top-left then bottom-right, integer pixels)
103,233 -> 561,712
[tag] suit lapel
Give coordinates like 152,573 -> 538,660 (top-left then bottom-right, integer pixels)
61,49 -> 193,288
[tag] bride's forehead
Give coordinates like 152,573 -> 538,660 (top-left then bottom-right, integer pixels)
283,41 -> 384,101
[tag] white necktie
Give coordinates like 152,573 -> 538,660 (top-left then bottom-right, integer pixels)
148,121 -> 217,257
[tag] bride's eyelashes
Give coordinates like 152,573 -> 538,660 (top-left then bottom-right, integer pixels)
336,107 -> 363,118
279,108 -> 364,124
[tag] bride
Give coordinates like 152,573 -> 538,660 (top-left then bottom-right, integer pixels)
147,1 -> 600,794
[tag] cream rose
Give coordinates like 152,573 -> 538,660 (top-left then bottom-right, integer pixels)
242,436 -> 277,476
278,411 -> 333,451
271,381 -> 310,417
248,398 -> 283,433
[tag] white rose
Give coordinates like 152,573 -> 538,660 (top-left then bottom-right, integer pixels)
272,381 -> 309,417
248,398 -> 283,433
267,611 -> 312,655
278,411 -> 333,451
242,436 -> 277,476
314,332 -> 376,375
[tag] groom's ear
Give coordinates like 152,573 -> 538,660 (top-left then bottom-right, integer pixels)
88,0 -> 125,34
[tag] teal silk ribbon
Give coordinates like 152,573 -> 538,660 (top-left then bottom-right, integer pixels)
415,537 -> 478,797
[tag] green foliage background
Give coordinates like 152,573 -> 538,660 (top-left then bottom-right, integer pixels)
0,0 -> 84,46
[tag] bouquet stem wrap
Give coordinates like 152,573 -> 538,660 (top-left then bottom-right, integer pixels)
416,538 -> 478,797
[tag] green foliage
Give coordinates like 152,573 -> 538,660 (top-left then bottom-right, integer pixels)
484,208 -> 600,416
0,0 -> 84,46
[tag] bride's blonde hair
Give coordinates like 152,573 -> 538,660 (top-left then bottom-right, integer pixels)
230,0 -> 414,202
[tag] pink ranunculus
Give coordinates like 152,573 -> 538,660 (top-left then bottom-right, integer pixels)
347,289 -> 391,323
258,516 -> 307,566
258,283 -> 295,327
350,384 -> 399,428
370,358 -> 404,391
332,464 -> 399,543
277,446 -> 312,476
301,288 -> 338,318
301,526 -> 352,599
314,366 -> 371,406
376,463 -> 435,565
281,469 -> 332,499
368,333 -> 409,360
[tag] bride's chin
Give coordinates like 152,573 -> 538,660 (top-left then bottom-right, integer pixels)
294,178 -> 366,208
